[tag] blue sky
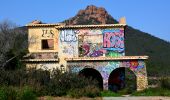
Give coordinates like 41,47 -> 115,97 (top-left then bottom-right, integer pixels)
0,0 -> 170,42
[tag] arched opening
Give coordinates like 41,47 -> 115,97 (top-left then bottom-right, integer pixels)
108,67 -> 137,93
108,67 -> 125,92
79,68 -> 103,89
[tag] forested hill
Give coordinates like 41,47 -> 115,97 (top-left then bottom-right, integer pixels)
63,5 -> 170,76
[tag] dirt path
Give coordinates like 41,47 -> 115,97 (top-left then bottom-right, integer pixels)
103,97 -> 170,100
39,96 -> 170,100
39,96 -> 102,100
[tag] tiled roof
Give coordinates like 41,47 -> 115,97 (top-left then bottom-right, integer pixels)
25,23 -> 126,28
26,23 -> 64,27
55,24 -> 126,29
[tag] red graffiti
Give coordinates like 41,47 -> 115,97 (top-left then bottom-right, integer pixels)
82,44 -> 90,55
129,61 -> 139,71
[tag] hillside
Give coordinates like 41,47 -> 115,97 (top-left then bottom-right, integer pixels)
63,5 -> 170,77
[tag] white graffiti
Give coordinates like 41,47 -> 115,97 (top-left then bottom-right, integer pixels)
60,30 -> 77,42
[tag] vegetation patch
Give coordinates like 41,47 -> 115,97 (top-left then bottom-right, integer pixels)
100,91 -> 122,97
132,88 -> 170,96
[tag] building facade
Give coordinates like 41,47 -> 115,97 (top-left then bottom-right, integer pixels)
24,18 -> 148,91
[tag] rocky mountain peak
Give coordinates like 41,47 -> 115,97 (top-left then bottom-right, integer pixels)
64,5 -> 118,25
77,5 -> 107,16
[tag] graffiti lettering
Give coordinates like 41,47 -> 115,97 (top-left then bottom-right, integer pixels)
60,30 -> 77,42
103,29 -> 124,52
42,29 -> 54,38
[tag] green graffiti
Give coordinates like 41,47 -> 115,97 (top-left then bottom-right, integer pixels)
106,51 -> 122,57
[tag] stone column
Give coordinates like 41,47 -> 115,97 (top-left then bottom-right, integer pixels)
103,77 -> 109,90
137,76 -> 148,91
136,64 -> 148,91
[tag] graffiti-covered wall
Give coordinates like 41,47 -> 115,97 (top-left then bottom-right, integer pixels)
26,23 -> 148,91
59,28 -> 125,58
67,59 -> 148,91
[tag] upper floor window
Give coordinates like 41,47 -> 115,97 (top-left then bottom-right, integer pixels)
41,39 -> 54,50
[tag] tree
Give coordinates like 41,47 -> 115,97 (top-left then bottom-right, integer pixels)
0,20 -> 27,69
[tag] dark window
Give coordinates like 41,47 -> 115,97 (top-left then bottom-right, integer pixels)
42,39 -> 54,50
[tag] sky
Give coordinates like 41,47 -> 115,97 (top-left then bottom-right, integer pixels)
0,0 -> 170,42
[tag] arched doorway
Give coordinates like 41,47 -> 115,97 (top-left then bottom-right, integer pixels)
108,67 -> 125,92
108,67 -> 137,93
79,68 -> 103,89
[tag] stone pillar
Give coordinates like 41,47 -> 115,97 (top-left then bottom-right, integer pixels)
103,79 -> 108,90
137,76 -> 148,91
136,62 -> 148,91
103,78 -> 109,90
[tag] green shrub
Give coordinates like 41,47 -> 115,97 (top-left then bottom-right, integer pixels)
17,86 -> 37,100
100,90 -> 122,97
0,87 -> 7,100
6,86 -> 17,100
67,88 -> 84,98
0,69 -> 27,86
0,86 -> 18,100
68,85 -> 100,98
83,85 -> 100,97
0,68 -> 100,97
47,69 -> 99,96
23,69 -> 50,96
160,77 -> 170,89
132,88 -> 170,96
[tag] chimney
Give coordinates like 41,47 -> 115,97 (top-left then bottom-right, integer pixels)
119,17 -> 126,24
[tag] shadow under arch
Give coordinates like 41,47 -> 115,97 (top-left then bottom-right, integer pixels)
79,68 -> 103,90
108,67 -> 137,92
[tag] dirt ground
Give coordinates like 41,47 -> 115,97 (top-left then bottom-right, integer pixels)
38,96 -> 170,100
38,96 -> 102,100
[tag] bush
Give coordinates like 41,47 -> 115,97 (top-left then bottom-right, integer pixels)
0,86 -> 18,100
0,68 -> 100,97
159,77 -> 170,89
0,87 -> 7,100
0,68 -> 50,96
47,69 -> 100,97
17,86 -> 37,100
0,86 -> 37,100
132,88 -> 170,96
100,90 -> 122,97
0,69 -> 27,86
83,85 -> 100,97
68,85 -> 100,98
23,69 -> 50,96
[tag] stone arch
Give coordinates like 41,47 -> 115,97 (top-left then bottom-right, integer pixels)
108,67 -> 137,92
79,68 -> 103,89
108,60 -> 148,91
108,67 -> 125,92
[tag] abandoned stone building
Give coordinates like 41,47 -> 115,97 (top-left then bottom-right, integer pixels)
23,18 -> 148,91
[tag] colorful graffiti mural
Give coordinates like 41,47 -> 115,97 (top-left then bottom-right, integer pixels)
68,60 -> 147,91
26,23 -> 148,91
78,35 -> 105,57
59,28 -> 125,57
103,29 -> 124,52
